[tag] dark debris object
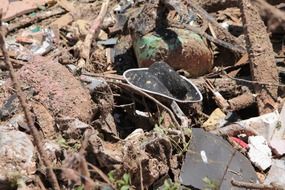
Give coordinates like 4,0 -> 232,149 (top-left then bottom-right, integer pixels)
180,128 -> 259,190
0,94 -> 18,119
123,61 -> 202,102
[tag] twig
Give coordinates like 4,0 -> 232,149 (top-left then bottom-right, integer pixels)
82,72 -> 254,97
79,128 -> 93,155
88,163 -> 116,189
0,13 -> 60,190
82,72 -> 124,81
7,7 -> 66,33
222,71 -> 285,87
138,158 -> 144,190
60,168 -> 96,188
35,176 -> 47,190
208,23 -> 217,39
205,79 -> 230,111
231,179 -> 284,190
80,0 -> 110,65
79,156 -> 93,190
111,81 -> 181,128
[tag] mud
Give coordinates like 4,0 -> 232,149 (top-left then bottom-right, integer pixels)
0,56 -> 94,122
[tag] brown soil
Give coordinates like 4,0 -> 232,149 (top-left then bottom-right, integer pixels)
0,56 -> 94,122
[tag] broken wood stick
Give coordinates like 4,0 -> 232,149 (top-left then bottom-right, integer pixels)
49,0 -> 79,29
205,79 -> 230,111
228,92 -> 255,111
231,179 -> 285,190
240,0 -> 279,115
211,123 -> 258,136
79,0 -> 110,66
0,13 -> 60,190
205,78 -> 255,112
7,7 -> 66,34
227,54 -> 248,77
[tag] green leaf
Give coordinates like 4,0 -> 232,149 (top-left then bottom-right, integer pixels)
159,116 -> 164,124
202,177 -> 218,190
154,125 -> 164,134
182,127 -> 192,137
123,173 -> 130,184
57,136 -> 69,149
120,185 -> 130,190
107,171 -> 115,183
117,179 -> 126,186
74,185 -> 84,190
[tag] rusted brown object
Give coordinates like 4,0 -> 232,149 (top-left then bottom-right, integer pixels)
228,92 -> 255,111
133,28 -> 213,77
240,0 -> 279,115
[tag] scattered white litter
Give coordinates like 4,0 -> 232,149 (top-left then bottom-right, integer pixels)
247,136 -> 272,171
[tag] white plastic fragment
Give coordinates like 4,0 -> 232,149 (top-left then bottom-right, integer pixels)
238,110 -> 280,141
31,28 -> 55,55
200,150 -> 208,163
135,110 -> 150,117
221,22 -> 229,29
247,136 -> 272,171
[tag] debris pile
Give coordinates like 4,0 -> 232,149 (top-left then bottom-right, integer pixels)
0,0 -> 285,189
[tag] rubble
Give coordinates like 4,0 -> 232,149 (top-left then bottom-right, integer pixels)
0,0 -> 285,189
202,108 -> 226,131
0,129 -> 35,188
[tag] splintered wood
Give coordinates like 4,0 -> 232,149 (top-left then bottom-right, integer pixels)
240,0 -> 279,115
